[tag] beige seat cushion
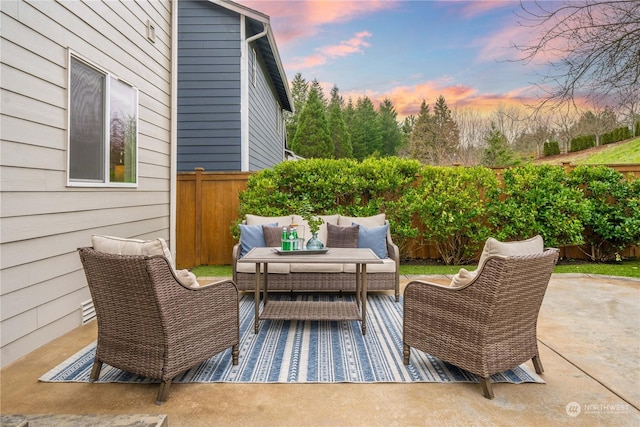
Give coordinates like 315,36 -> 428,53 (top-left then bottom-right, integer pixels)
343,258 -> 396,273
236,262 -> 290,274
290,263 -> 343,273
450,235 -> 544,287
91,235 -> 199,288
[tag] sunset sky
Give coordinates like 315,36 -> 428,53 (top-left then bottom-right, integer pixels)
240,0 -> 558,119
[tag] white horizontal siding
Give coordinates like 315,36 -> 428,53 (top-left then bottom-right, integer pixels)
1,270 -> 87,322
1,115 -> 66,150
2,312 -> 80,368
1,191 -> 168,217
1,216 -> 170,269
0,0 -> 173,368
2,205 -> 170,243
0,252 -> 80,295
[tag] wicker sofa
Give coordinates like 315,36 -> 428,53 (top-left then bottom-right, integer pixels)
232,213 -> 400,300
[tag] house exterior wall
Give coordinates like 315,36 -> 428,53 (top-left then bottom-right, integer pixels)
177,0 -> 242,172
247,44 -> 285,170
0,0 -> 173,368
176,0 -> 288,172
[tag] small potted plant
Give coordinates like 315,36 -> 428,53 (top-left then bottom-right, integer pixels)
304,215 -> 324,249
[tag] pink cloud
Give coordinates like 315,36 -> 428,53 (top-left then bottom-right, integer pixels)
286,31 -> 373,70
340,79 -> 547,119
319,31 -> 372,57
287,53 -> 327,70
240,1 -> 399,43
455,1 -> 517,19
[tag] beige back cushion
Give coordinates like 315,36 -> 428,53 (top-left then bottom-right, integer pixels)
338,213 -> 385,228
91,235 -> 199,288
450,235 -> 544,287
478,235 -> 544,267
246,214 -> 292,226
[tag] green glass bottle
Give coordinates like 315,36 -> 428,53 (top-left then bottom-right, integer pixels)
281,227 -> 290,250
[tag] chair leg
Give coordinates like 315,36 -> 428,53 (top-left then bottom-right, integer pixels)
480,377 -> 494,399
403,344 -> 410,365
232,344 -> 239,365
156,379 -> 172,405
532,355 -> 544,374
89,360 -> 103,382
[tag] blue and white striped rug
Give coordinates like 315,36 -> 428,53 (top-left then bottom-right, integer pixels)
40,294 -> 543,384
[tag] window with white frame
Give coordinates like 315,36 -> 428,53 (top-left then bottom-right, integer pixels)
68,54 -> 138,186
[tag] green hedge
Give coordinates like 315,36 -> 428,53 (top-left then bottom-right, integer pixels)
568,165 -> 640,261
236,158 -> 639,264
601,126 -> 632,145
410,166 -> 498,264
543,140 -> 561,156
570,134 -> 596,152
487,164 -> 589,248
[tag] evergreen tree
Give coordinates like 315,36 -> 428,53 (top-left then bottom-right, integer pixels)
482,122 -> 518,166
378,98 -> 404,156
310,79 -> 328,108
343,98 -> 356,131
286,73 -> 309,146
290,85 -> 333,158
397,115 -> 416,157
408,100 -> 435,163
432,96 -> 460,163
408,97 -> 460,164
351,96 -> 382,160
328,85 -> 352,158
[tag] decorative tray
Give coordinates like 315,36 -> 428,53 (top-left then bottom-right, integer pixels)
273,248 -> 329,255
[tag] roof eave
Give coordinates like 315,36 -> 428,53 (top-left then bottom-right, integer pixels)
211,0 -> 293,112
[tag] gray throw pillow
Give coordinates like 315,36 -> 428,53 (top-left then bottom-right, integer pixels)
262,225 -> 283,247
326,223 -> 359,248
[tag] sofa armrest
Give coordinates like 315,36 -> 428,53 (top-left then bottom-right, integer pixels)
386,234 -> 399,264
232,243 -> 241,283
384,222 -> 401,301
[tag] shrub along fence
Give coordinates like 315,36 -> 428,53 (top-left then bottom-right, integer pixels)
176,161 -> 640,268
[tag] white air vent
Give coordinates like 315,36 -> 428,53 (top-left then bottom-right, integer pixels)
81,299 -> 96,325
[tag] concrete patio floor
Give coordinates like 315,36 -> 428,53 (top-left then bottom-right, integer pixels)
1,274 -> 638,426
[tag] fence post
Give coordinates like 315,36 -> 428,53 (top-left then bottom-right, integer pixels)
194,168 -> 204,266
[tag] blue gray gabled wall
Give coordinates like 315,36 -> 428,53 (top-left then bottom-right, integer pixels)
177,0 -> 242,172
177,0 -> 293,172
248,40 -> 286,170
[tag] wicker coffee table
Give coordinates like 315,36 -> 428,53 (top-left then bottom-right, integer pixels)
238,247 -> 383,335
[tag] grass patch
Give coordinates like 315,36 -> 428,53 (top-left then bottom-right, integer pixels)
578,137 -> 640,164
192,259 -> 640,278
192,265 -> 233,277
554,259 -> 640,277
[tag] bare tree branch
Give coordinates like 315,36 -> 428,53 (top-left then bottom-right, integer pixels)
513,0 -> 640,110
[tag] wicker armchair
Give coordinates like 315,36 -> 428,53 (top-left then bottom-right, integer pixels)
403,248 -> 559,399
78,247 -> 240,405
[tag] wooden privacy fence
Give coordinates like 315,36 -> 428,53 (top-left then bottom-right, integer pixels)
176,164 -> 640,268
176,169 -> 250,269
